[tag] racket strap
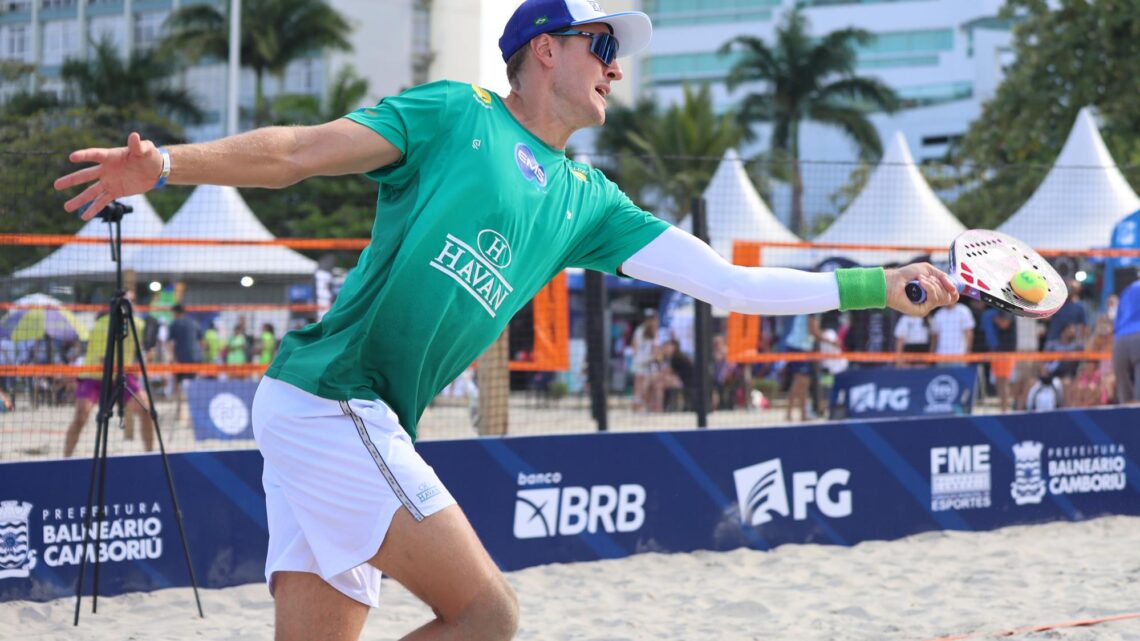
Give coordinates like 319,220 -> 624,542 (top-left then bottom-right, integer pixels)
836,267 -> 887,311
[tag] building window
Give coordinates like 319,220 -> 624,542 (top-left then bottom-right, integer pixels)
2,0 -> 32,12
134,11 -> 167,50
89,15 -> 126,49
4,25 -> 28,60
285,57 -> 320,93
42,0 -> 78,10
645,0 -> 779,27
854,28 -> 953,69
643,50 -> 744,86
43,20 -> 80,66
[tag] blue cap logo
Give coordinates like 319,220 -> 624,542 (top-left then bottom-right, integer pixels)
515,143 -> 547,188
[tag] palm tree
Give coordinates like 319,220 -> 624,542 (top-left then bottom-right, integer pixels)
163,0 -> 352,127
719,9 -> 899,235
61,37 -> 203,123
271,64 -> 368,125
597,83 -> 746,222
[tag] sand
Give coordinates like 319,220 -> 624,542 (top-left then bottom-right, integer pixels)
5,516 -> 1140,641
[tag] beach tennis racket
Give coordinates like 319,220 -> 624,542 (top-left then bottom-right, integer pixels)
905,229 -> 1067,319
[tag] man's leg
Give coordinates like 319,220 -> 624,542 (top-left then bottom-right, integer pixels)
273,572 -> 371,641
271,505 -> 517,641
371,505 -> 517,641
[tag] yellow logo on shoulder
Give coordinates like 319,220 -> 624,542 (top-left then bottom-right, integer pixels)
472,85 -> 493,107
570,167 -> 589,182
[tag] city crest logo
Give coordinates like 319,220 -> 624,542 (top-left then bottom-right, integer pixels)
0,500 -> 36,579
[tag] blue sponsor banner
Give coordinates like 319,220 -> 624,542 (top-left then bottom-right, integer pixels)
1,408 -> 1139,601
188,379 -> 259,440
829,366 -> 976,419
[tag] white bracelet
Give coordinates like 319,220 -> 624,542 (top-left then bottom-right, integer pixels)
155,147 -> 171,189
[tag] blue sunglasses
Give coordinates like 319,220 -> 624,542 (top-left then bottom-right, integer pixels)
548,29 -> 620,66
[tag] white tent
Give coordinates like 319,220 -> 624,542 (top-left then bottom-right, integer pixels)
129,185 -> 317,279
998,107 -> 1140,250
13,194 -> 164,279
782,131 -> 965,268
681,148 -> 801,266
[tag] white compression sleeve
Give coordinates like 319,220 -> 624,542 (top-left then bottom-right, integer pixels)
621,226 -> 840,315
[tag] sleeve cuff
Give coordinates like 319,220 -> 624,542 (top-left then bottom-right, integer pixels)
835,267 -> 887,311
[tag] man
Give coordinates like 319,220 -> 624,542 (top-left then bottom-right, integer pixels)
54,1 -> 957,639
1045,278 -> 1088,344
1114,278 -> 1140,403
167,304 -> 203,424
929,300 -> 975,368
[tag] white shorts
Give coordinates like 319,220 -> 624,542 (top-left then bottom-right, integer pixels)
251,376 -> 456,607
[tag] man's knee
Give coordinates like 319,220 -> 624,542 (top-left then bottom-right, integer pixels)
459,577 -> 518,640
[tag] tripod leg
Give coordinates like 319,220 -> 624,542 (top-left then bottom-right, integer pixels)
126,302 -> 205,618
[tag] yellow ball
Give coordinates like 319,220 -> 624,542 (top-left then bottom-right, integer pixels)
1010,270 -> 1048,304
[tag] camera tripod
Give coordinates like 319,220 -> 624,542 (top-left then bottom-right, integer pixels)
74,200 -> 203,624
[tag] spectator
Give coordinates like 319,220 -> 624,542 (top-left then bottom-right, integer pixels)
783,314 -> 821,422
63,312 -> 155,457
258,323 -> 278,365
1045,322 -> 1083,389
630,310 -> 659,412
1045,279 -> 1088,344
659,338 -> 693,411
1025,362 -> 1064,411
982,307 -> 1016,412
894,314 -> 930,367
167,304 -> 203,425
844,308 -> 892,368
224,318 -> 252,366
1112,279 -> 1140,404
202,320 -> 223,366
1011,316 -> 1043,410
712,335 -> 750,410
929,301 -> 975,368
1086,316 -> 1115,404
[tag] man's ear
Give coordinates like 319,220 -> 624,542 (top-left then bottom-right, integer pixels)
530,34 -> 558,70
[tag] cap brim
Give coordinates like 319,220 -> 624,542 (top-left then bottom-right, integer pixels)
572,11 -> 652,59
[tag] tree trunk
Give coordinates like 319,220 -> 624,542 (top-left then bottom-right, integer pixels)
254,70 -> 265,129
476,328 -> 509,436
790,159 -> 805,237
789,120 -> 805,237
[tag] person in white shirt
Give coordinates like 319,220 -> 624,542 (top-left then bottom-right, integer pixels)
929,302 -> 975,368
893,315 -> 930,367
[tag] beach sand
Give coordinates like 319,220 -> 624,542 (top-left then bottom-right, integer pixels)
6,515 -> 1139,641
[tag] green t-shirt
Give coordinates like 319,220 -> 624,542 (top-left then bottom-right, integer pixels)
267,80 -> 669,439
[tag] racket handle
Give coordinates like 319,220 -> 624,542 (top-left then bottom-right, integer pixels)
905,280 -> 926,305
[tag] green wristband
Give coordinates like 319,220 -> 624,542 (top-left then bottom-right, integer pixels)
835,267 -> 887,311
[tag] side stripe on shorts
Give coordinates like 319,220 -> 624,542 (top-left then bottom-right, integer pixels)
339,401 -> 426,522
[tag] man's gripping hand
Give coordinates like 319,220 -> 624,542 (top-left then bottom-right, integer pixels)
54,132 -> 163,220
886,262 -> 958,316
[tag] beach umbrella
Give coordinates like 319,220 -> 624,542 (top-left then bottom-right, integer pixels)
0,294 -> 89,342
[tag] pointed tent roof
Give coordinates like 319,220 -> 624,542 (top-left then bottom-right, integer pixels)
998,107 -> 1140,250
13,194 -> 164,279
782,131 -> 965,267
681,148 -> 801,265
128,185 -> 317,278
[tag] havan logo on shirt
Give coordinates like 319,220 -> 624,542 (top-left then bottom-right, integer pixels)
429,231 -> 515,317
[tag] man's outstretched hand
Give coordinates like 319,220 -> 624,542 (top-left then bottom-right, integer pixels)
886,263 -> 959,316
54,132 -> 164,220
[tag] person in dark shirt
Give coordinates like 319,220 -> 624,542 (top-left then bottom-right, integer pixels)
167,304 -> 202,425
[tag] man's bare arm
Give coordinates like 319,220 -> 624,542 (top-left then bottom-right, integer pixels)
55,119 -> 400,219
